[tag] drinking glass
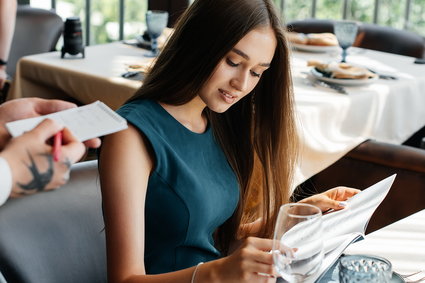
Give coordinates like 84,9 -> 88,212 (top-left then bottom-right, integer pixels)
273,203 -> 324,283
145,10 -> 168,57
339,254 -> 392,283
334,21 -> 358,63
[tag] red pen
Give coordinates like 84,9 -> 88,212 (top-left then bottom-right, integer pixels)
53,131 -> 63,162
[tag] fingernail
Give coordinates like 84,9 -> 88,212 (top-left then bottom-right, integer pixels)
339,201 -> 348,207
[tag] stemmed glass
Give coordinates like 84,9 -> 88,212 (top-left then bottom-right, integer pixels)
333,21 -> 359,63
272,203 -> 324,283
145,10 -> 168,57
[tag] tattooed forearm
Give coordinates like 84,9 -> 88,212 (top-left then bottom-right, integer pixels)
18,152 -> 54,192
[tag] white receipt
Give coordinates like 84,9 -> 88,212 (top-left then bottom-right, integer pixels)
6,101 -> 128,141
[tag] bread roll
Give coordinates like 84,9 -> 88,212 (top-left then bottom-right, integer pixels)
286,32 -> 308,45
308,60 -> 378,79
306,33 -> 338,46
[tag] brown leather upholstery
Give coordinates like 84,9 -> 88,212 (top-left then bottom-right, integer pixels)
355,23 -> 425,58
402,125 -> 425,149
287,19 -> 425,58
294,140 -> 425,234
6,5 -> 63,78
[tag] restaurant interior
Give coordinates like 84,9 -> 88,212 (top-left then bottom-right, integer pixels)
0,0 -> 424,282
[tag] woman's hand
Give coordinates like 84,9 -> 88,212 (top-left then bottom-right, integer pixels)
202,237 -> 277,283
299,187 -> 361,212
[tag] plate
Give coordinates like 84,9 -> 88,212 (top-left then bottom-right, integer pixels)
291,43 -> 339,53
310,67 -> 378,86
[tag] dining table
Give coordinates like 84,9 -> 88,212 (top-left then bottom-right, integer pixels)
7,41 -> 425,186
319,209 -> 425,282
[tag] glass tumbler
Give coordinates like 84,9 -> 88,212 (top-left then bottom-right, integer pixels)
339,254 -> 392,283
273,203 -> 324,283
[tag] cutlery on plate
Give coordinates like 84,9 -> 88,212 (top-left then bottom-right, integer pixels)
368,69 -> 398,80
313,80 -> 348,94
393,270 -> 425,283
301,71 -> 348,94
404,276 -> 425,283
121,71 -> 143,79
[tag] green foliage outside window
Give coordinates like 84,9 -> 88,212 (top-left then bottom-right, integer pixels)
408,0 -> 425,35
275,0 -> 425,36
32,0 -> 424,44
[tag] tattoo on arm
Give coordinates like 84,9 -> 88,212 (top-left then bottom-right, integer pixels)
18,152 -> 54,192
62,158 -> 72,183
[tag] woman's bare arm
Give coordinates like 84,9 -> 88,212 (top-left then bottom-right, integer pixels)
99,125 -> 201,282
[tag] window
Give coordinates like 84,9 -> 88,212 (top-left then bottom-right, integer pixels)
30,0 -> 148,45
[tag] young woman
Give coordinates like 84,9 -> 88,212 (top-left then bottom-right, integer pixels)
99,0 -> 359,282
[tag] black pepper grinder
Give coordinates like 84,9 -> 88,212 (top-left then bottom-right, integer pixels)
61,17 -> 85,58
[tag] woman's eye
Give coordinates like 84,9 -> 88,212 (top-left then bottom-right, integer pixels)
226,58 -> 239,67
250,70 -> 261,77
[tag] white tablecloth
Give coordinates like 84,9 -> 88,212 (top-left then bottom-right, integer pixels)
345,209 -> 425,274
291,48 -> 425,185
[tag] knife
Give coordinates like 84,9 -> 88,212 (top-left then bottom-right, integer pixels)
368,69 -> 398,80
313,80 -> 348,94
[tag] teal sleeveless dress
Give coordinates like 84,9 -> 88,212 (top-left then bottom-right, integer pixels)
117,99 -> 239,274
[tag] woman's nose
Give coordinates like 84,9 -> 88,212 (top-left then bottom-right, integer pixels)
230,71 -> 249,92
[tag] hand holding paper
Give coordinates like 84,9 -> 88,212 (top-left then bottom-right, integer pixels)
5,101 -> 128,141
308,174 -> 396,282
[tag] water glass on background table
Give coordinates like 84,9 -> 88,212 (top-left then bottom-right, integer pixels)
334,21 -> 358,63
145,10 -> 168,57
273,203 -> 324,283
339,254 -> 392,283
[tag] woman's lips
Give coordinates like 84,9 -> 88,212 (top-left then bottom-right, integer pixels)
219,89 -> 237,104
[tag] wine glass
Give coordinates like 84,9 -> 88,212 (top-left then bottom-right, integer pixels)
333,21 -> 358,63
272,203 -> 324,283
145,10 -> 168,57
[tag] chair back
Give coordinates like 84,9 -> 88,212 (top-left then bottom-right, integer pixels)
0,160 -> 107,283
287,18 -> 334,34
6,5 -> 63,78
287,19 -> 425,58
355,23 -> 425,58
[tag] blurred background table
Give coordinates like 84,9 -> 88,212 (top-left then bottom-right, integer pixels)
8,42 -> 146,110
7,43 -> 425,185
291,47 -> 425,183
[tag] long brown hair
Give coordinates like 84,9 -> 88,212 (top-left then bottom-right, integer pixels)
128,0 -> 298,254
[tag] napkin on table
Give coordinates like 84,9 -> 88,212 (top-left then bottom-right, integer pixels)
308,60 -> 378,79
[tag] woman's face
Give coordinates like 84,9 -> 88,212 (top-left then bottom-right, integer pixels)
198,26 -> 277,113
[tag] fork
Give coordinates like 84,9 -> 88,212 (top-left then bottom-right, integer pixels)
405,276 -> 425,283
396,270 -> 425,283
399,271 -> 424,278
301,72 -> 348,94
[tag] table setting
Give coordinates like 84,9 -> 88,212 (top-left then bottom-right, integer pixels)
120,10 -> 173,81
288,20 -> 402,95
